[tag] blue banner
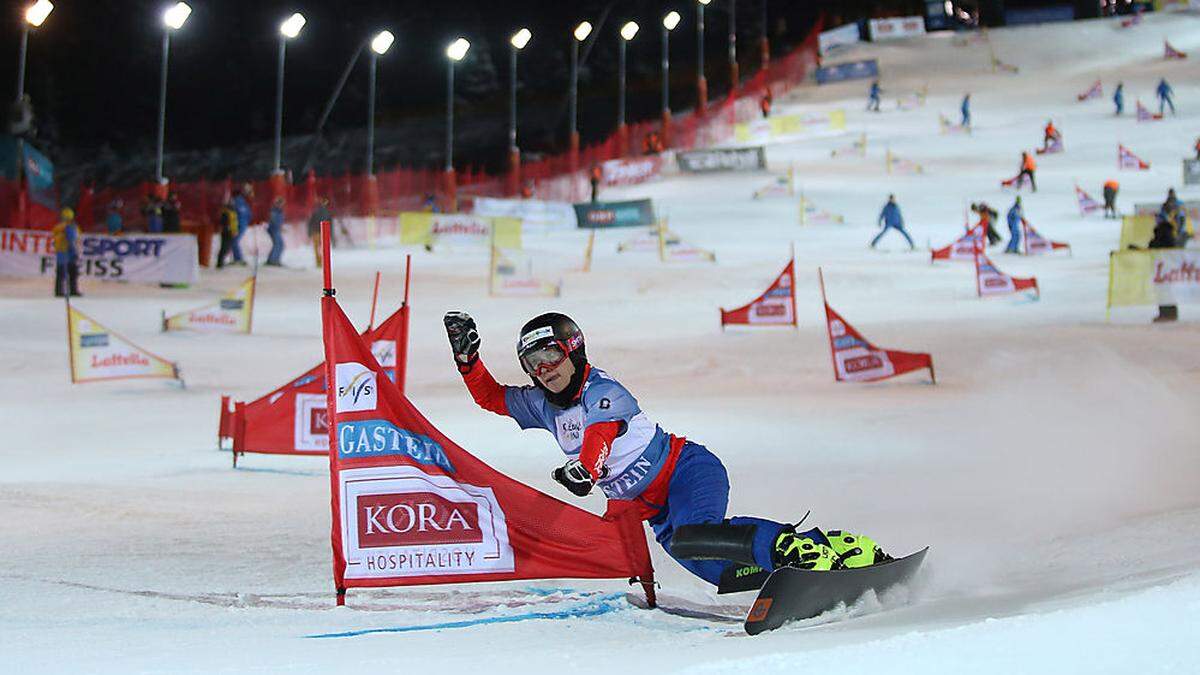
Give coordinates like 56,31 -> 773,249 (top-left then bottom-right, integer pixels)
1004,5 -> 1074,25
815,59 -> 879,85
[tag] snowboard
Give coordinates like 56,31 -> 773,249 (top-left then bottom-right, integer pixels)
743,547 -> 928,636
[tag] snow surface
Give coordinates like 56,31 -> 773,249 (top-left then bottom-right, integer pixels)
3,13 -> 1200,674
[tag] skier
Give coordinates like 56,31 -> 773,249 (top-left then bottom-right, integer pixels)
961,93 -> 971,127
871,194 -> 915,250
266,197 -> 286,267
1156,78 -> 1175,116
442,312 -> 894,585
867,80 -> 881,112
52,207 -> 82,297
1113,81 -> 1124,116
1018,151 -> 1037,192
1041,120 -> 1060,151
1103,179 -> 1119,219
1005,196 -> 1025,254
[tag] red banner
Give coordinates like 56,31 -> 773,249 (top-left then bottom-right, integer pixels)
1076,80 -> 1102,102
1165,40 -> 1187,60
1118,144 -> 1150,170
1076,185 -> 1102,215
720,258 -> 797,327
319,281 -> 653,603
1022,222 -> 1070,256
1136,101 -> 1162,123
975,252 -> 1039,298
931,224 -> 984,262
819,271 -> 933,383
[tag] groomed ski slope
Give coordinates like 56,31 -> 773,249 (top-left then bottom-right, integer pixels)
2,12 -> 1199,674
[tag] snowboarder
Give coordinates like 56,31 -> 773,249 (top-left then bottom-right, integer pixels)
973,202 -> 1002,246
871,194 -> 915,250
961,93 -> 971,127
266,197 -> 285,266
1103,179 -> 1119,219
52,207 -> 81,297
1156,78 -> 1175,116
1018,152 -> 1037,192
867,80 -> 881,112
1113,81 -> 1124,116
1005,197 -> 1025,254
442,312 -> 894,586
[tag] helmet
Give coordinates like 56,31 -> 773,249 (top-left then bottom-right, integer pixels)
60,207 -> 75,221
516,312 -> 586,375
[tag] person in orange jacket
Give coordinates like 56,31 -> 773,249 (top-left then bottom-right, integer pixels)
1018,152 -> 1037,192
760,88 -> 773,119
1103,179 -> 1119,219
589,164 -> 603,203
1042,120 -> 1060,151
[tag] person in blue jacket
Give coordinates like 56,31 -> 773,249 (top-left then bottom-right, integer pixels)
961,93 -> 971,127
231,185 -> 252,265
871,194 -> 914,250
867,80 -> 881,112
1005,196 -> 1026,254
1113,82 -> 1124,116
266,197 -> 286,266
104,199 -> 123,235
1156,78 -> 1175,116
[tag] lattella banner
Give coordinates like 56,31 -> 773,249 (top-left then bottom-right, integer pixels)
0,229 -> 199,285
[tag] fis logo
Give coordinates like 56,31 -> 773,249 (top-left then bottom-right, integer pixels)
371,339 -> 397,368
335,362 -> 377,413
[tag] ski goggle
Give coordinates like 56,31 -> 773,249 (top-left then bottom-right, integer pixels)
519,341 -> 569,375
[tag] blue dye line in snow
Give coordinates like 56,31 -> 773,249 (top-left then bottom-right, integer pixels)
305,592 -> 626,639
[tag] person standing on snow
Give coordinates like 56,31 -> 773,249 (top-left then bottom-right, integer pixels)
442,312 -> 895,584
961,93 -> 971,127
1148,217 -> 1178,322
1018,151 -> 1037,192
52,207 -> 82,297
1041,120 -> 1060,152
973,202 -> 1002,246
1156,78 -> 1175,116
1103,179 -> 1119,219
1113,82 -> 1124,116
1005,197 -> 1026,254
231,185 -> 253,266
867,80 -> 882,112
871,194 -> 915,250
266,197 -> 286,267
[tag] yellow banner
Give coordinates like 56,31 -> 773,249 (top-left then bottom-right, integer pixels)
400,213 -> 522,249
164,276 -> 255,333
1108,249 -> 1200,307
734,110 -> 847,142
69,305 -> 178,383
1118,215 -> 1155,250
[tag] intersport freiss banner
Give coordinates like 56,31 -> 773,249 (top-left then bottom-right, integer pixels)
316,228 -> 654,605
1108,249 -> 1200,309
163,276 -> 256,334
675,147 -> 766,173
573,199 -> 656,229
0,229 -> 199,285
720,256 -> 797,327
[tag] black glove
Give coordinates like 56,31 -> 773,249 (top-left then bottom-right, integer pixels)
552,459 -> 596,497
443,311 -> 481,373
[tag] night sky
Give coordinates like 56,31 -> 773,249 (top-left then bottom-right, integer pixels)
3,1 -> 831,181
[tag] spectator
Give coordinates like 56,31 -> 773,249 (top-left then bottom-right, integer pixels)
1148,216 -> 1178,322
266,197 -> 286,267
104,199 -> 124,235
307,198 -> 333,269
867,80 -> 881,112
161,192 -> 181,233
52,207 -> 81,297
760,88 -> 773,119
589,164 -> 602,203
231,185 -> 253,266
143,195 -> 163,233
215,200 -> 238,269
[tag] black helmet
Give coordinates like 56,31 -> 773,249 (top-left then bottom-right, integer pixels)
516,313 -> 588,405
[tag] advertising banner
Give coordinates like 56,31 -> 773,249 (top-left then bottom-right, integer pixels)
0,229 -> 199,285
815,59 -> 879,85
163,276 -> 256,334
67,303 -> 180,384
818,23 -> 861,55
1108,249 -> 1200,307
601,156 -> 663,186
868,16 -> 926,41
675,147 -> 766,173
473,197 -> 577,232
573,199 -> 656,229
931,225 -> 984,262
319,281 -> 653,601
399,213 -> 522,249
1119,215 -> 1156,250
975,253 -> 1039,298
735,111 -> 847,141
720,258 -> 797,327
